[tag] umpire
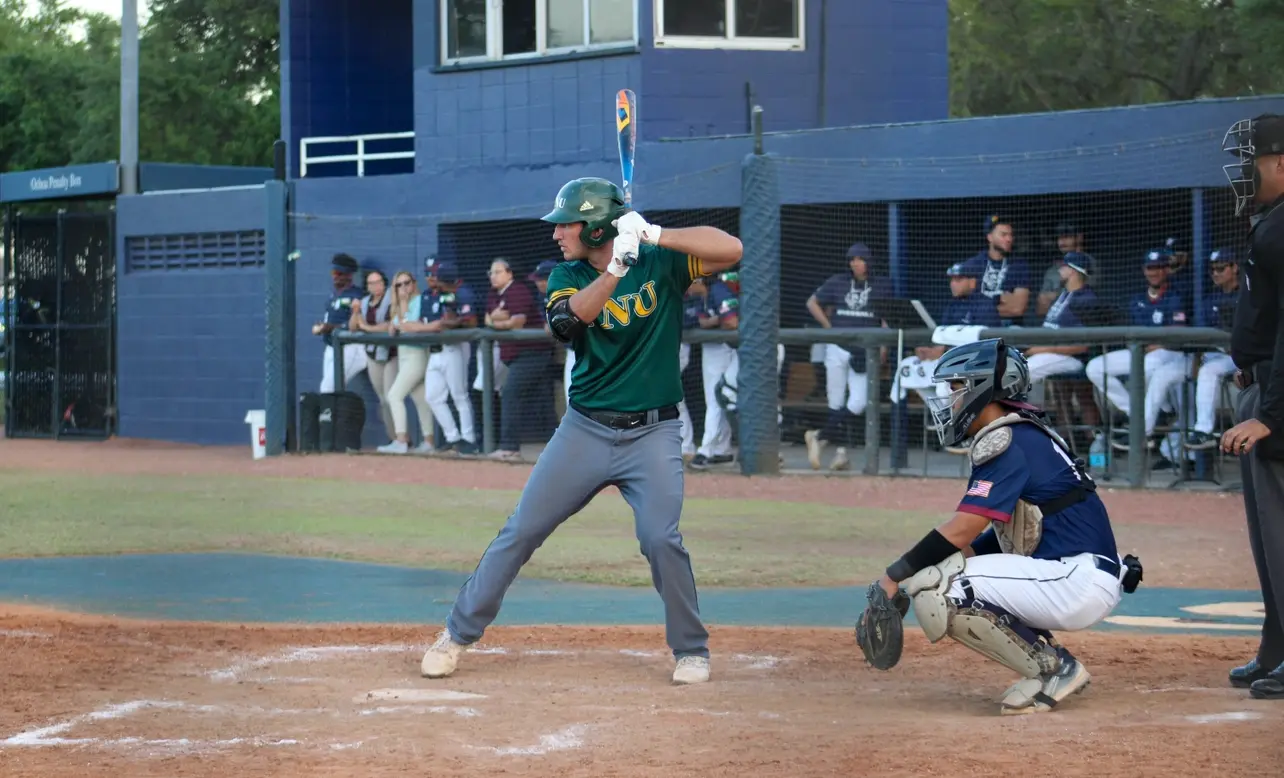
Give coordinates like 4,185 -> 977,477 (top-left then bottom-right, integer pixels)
1220,113 -> 1284,700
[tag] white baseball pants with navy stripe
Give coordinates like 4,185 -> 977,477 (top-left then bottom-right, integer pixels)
947,552 -> 1123,632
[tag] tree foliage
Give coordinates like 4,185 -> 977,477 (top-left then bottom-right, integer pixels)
0,0 -> 278,174
950,0 -> 1284,118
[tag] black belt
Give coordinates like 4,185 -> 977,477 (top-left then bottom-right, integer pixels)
1093,556 -> 1121,578
571,403 -> 679,430
429,344 -> 443,353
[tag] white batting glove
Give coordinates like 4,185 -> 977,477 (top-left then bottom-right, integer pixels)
608,229 -> 640,277
613,212 -> 661,245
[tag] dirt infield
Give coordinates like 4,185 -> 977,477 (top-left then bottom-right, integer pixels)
0,606 -> 1280,778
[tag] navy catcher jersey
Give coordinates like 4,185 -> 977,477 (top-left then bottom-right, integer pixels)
324,285 -> 363,346
941,291 -> 1001,328
960,423 -> 1119,562
1041,287 -> 1099,329
1128,288 -> 1188,328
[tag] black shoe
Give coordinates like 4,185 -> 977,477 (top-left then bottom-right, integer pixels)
688,454 -> 709,469
1249,662 -> 1284,699
1230,658 -> 1271,688
455,440 -> 479,456
706,454 -> 734,465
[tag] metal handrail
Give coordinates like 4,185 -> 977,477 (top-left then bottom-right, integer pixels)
299,132 -> 415,177
333,326 -> 1235,487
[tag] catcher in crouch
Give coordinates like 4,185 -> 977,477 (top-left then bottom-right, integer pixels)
856,338 -> 1142,715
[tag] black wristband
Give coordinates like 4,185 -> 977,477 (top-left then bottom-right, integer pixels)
886,529 -> 960,583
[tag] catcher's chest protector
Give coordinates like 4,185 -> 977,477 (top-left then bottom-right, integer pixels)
968,413 -> 1090,557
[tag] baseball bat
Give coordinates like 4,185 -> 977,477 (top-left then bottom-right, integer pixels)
615,88 -> 638,264
616,88 -> 637,208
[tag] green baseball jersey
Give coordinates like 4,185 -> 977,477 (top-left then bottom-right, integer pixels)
547,245 -> 712,412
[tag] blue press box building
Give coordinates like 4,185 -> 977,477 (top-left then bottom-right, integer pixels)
2,0 -> 1282,449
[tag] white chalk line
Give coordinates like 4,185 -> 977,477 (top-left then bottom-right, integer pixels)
0,629 -> 51,639
467,725 -> 587,756
1185,711 -> 1263,724
359,705 -> 482,717
208,643 -> 786,683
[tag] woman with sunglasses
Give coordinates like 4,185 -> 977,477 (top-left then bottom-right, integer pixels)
376,270 -> 436,454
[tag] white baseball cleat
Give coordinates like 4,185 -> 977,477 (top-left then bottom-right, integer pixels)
421,629 -> 466,678
1000,656 -> 1091,715
672,655 -> 711,685
804,429 -> 825,470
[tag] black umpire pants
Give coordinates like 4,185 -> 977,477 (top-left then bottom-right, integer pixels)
1235,380 -> 1284,668
499,351 -> 553,452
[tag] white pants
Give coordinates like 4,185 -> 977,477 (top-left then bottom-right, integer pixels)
823,344 -> 868,415
386,347 -> 434,442
699,342 -> 736,457
320,343 -> 368,393
947,552 -> 1123,632
425,343 -> 476,443
1086,348 -> 1188,433
1025,353 -> 1085,384
472,348 -> 508,394
889,355 -> 949,403
1149,352 -> 1236,436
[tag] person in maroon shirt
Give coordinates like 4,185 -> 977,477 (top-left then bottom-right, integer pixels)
485,258 -> 553,460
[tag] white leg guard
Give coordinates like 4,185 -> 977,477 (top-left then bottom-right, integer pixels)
905,552 -> 1059,680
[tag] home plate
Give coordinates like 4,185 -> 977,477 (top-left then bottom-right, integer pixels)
355,688 -> 488,704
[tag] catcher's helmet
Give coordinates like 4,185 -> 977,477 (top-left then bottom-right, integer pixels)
541,177 -> 629,249
926,338 -> 1031,448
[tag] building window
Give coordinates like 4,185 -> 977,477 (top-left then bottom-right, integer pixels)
441,0 -> 637,65
655,0 -> 804,50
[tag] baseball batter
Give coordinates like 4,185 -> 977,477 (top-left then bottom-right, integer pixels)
856,338 -> 1139,714
420,177 -> 743,685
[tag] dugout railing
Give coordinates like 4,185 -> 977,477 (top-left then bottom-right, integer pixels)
332,326 -> 1233,488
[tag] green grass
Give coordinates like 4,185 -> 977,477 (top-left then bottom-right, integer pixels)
0,471 -> 938,588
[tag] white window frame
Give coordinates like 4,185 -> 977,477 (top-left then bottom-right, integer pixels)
439,0 -> 639,66
654,0 -> 804,51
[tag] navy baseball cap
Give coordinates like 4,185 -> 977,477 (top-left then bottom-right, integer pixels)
528,260 -> 559,280
1209,248 -> 1238,266
985,214 -> 1013,233
430,259 -> 461,283
946,258 -> 983,279
846,242 -> 872,259
1143,249 -> 1170,268
331,253 -> 359,273
1061,251 -> 1093,277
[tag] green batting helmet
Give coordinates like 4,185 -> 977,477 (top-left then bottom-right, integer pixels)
541,177 -> 629,249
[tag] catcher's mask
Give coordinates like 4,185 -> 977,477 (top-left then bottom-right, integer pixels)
1223,114 -> 1284,216
925,338 -> 1031,448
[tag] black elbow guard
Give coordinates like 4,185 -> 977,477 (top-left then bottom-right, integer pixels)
547,297 -> 587,343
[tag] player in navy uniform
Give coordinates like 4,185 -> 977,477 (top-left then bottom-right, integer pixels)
314,253 -> 368,393
1149,248 -> 1241,457
866,338 -> 1136,715
1086,249 -> 1191,451
1024,252 -> 1101,387
966,215 -> 1033,326
891,258 -> 998,420
691,273 -> 740,468
420,259 -> 481,454
804,242 -> 892,471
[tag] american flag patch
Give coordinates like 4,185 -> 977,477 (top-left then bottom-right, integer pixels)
966,480 -> 993,498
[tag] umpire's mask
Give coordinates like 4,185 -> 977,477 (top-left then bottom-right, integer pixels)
925,338 -> 1031,448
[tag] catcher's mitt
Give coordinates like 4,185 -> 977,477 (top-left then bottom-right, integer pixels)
855,581 -> 910,671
